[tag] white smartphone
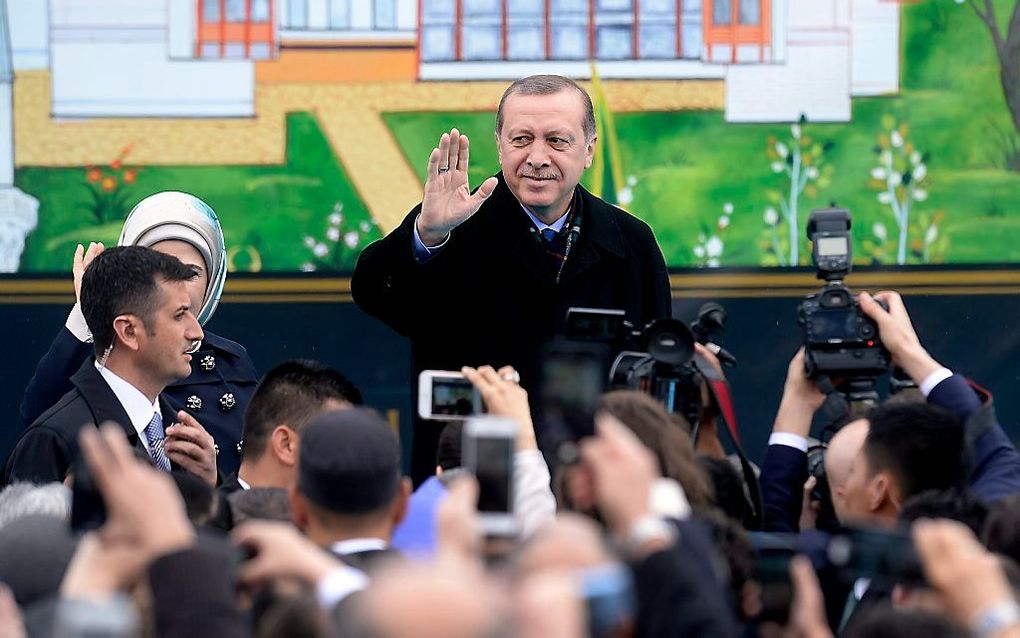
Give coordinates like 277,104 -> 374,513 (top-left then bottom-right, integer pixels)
417,370 -> 484,420
463,416 -> 518,537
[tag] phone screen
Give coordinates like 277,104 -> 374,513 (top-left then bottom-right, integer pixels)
431,376 -> 479,417
473,435 -> 514,513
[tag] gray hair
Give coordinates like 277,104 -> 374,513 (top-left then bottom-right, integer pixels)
0,482 -> 71,530
496,74 -> 597,142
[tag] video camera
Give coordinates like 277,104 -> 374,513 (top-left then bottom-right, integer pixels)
798,208 -> 890,404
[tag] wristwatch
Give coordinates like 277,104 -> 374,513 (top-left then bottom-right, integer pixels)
972,601 -> 1020,638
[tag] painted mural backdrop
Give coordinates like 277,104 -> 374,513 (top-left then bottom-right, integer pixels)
1,0 -> 1017,273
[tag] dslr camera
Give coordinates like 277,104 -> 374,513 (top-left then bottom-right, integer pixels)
798,208 -> 889,402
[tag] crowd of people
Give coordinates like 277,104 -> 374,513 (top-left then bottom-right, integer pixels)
2,74 -> 1019,638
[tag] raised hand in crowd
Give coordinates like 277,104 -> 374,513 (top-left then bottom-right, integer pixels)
913,518 -> 1020,638
774,348 -> 827,439
416,128 -> 499,246
64,422 -> 195,601
434,474 -> 483,569
859,291 -> 943,384
72,241 -> 104,306
164,410 -> 218,487
784,556 -> 834,638
0,585 -> 25,638
231,520 -> 360,592
461,365 -> 537,450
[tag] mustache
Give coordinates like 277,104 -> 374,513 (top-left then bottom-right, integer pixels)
518,170 -> 559,180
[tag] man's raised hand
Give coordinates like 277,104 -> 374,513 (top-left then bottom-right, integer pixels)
417,128 -> 499,246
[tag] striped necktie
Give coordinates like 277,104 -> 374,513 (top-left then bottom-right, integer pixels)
143,412 -> 171,472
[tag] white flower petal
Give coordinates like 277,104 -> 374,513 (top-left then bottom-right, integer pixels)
771,162 -> 784,173
791,124 -> 801,139
627,175 -> 637,186
877,192 -> 893,204
618,187 -> 633,205
891,130 -> 904,147
913,164 -> 927,181
910,151 -> 921,165
707,258 -> 720,267
326,227 -> 340,241
776,142 -> 789,157
328,213 -> 342,226
344,231 -> 360,248
723,202 -> 734,215
887,172 -> 902,187
871,167 -> 887,180
764,207 -> 779,226
806,166 -> 819,179
872,222 -> 887,241
301,263 -> 316,272
313,243 -> 328,257
718,216 -> 730,229
912,188 -> 928,202
303,236 -> 315,248
693,245 -> 706,258
359,221 -> 372,233
706,236 -> 724,257
925,225 -> 938,244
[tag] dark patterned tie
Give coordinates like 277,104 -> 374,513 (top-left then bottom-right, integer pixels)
143,412 -> 171,471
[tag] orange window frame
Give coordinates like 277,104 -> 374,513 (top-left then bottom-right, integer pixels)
196,0 -> 276,58
703,0 -> 771,63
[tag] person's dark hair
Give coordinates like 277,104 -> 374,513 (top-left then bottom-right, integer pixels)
228,487 -> 292,525
241,359 -> 363,462
899,488 -> 989,537
496,74 -> 597,141
436,421 -> 464,471
698,456 -> 747,522
81,245 -> 198,355
863,402 -> 966,499
982,493 -> 1020,564
843,604 -> 967,638
599,391 -> 713,506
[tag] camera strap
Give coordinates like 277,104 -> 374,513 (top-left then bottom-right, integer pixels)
696,360 -> 765,530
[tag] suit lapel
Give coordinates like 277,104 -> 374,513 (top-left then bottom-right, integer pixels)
70,359 -> 147,455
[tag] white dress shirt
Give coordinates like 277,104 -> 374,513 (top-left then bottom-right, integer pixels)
94,362 -> 161,454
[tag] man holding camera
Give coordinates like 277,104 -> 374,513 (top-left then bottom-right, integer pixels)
352,75 -> 671,483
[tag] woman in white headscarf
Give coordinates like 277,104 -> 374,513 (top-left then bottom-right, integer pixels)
19,192 -> 258,476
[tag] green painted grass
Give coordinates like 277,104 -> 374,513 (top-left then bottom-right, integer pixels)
15,112 -> 380,272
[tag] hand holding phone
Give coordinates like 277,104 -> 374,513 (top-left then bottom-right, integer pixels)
418,370 -> 484,420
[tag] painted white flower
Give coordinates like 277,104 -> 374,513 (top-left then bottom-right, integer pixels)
313,243 -> 328,257
925,224 -> 938,245
328,213 -> 342,226
723,202 -> 734,215
359,221 -> 372,233
873,222 -> 888,241
880,150 -> 893,165
705,236 -> 724,258
618,187 -> 633,205
913,164 -> 927,181
771,162 -> 784,173
877,192 -> 893,205
718,216 -> 730,229
887,172 -> 902,187
301,262 -> 316,272
805,166 -> 819,180
871,167 -> 887,180
698,233 -> 706,243
326,227 -> 341,241
891,130 -> 904,147
775,142 -> 789,158
912,188 -> 928,202
303,236 -> 316,248
707,258 -> 720,267
693,245 -> 706,258
627,175 -> 638,186
344,231 -> 360,248
910,151 -> 922,165
763,207 -> 779,226
791,123 -> 801,139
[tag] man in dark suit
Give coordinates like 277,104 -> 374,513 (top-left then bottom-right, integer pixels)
289,408 -> 410,574
352,75 -> 672,483
3,246 -> 218,486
